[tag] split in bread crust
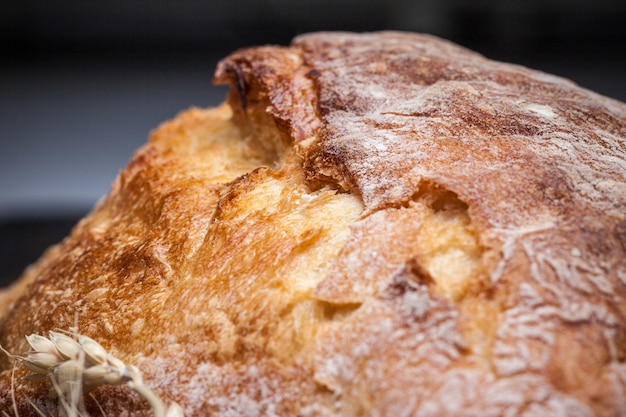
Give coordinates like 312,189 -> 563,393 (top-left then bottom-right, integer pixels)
1,31 -> 626,416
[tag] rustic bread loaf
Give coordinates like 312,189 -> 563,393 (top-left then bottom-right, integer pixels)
1,31 -> 626,416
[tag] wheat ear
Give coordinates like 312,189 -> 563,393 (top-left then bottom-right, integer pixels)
1,331 -> 183,417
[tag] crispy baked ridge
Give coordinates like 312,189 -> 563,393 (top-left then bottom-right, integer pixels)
0,31 -> 625,416
217,31 -> 626,416
0,104 -> 364,415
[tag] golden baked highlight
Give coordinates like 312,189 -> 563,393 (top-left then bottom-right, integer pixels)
1,31 -> 626,416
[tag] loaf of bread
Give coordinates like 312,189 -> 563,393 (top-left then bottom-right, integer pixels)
1,31 -> 626,416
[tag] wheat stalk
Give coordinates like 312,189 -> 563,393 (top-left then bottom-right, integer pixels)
1,331 -> 183,417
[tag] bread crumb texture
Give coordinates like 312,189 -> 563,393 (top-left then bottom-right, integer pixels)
2,31 -> 626,416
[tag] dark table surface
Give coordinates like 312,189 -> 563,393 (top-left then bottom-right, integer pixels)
0,214 -> 82,287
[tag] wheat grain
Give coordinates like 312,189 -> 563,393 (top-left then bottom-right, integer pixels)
1,331 -> 183,417
9,362 -> 19,417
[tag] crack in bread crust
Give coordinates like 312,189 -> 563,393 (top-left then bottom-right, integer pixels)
2,32 -> 626,416
216,31 -> 626,416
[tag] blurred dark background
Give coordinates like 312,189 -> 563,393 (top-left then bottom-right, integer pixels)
1,0 -> 625,286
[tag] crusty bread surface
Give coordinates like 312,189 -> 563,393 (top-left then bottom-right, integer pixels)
1,31 -> 626,416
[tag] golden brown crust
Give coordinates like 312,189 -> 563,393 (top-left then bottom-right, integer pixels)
2,31 -> 626,416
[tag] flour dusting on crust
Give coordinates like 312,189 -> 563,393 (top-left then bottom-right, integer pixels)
1,31 -> 626,416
